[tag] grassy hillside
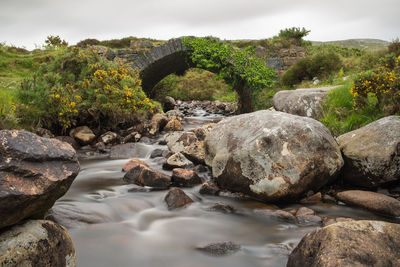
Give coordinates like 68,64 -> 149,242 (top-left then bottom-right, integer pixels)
311,38 -> 389,51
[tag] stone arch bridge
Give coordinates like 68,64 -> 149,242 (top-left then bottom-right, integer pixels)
130,38 -> 253,113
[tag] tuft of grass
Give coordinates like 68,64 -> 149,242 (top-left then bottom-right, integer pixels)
319,79 -> 385,136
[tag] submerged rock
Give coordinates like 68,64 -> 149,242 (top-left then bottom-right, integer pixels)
337,116 -> 400,187
0,220 -> 76,267
205,110 -> 343,202
336,190 -> 400,218
164,187 -> 193,209
0,130 -> 80,229
287,220 -> 400,267
196,241 -> 241,256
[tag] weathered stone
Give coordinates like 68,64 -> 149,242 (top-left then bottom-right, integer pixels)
36,128 -> 55,138
207,202 -> 236,214
69,126 -> 96,145
337,116 -> 400,187
149,113 -> 169,135
165,109 -> 184,121
164,119 -> 183,132
183,140 -> 206,164
100,131 -> 117,145
165,131 -> 198,154
0,130 -> 79,229
322,194 -> 337,203
171,168 -> 202,187
164,187 -> 193,209
273,87 -> 337,119
196,242 -> 241,256
322,217 -> 354,227
254,209 -> 297,223
205,110 -> 343,202
55,136 -> 80,150
122,158 -> 149,172
124,163 -> 171,189
336,190 -> 400,217
296,207 -> 316,217
122,131 -> 141,143
150,148 -> 164,158
199,181 -> 220,195
255,46 -> 267,58
162,96 -> 176,112
287,220 -> 400,267
163,152 -> 194,170
300,192 -> 322,204
0,220 -> 76,267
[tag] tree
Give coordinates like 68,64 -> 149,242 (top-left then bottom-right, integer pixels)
45,35 -> 68,47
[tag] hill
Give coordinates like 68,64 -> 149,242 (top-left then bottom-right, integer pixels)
311,38 -> 389,50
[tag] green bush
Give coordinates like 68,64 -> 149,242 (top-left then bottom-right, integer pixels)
17,46 -> 158,134
281,52 -> 342,86
45,35 -> 68,47
278,27 -> 310,43
76,38 -> 101,47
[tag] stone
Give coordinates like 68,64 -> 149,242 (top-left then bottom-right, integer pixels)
163,152 -> 194,170
300,192 -> 322,204
163,96 -> 176,112
254,209 -> 297,223
164,119 -> 183,132
165,131 -> 198,154
287,220 -> 400,267
36,128 -> 55,138
55,136 -> 80,150
336,190 -> 400,217
149,113 -> 169,135
183,140 -> 206,164
273,87 -> 337,119
322,217 -> 354,227
322,194 -> 337,203
171,168 -> 202,187
124,163 -> 171,189
122,131 -> 141,143
199,181 -> 220,195
296,207 -> 315,216
150,148 -> 164,158
100,131 -> 117,145
207,202 -> 236,214
204,110 -> 344,202
255,46 -> 267,58
69,126 -> 96,145
165,109 -> 184,121
164,187 -> 193,209
0,220 -> 76,267
337,116 -> 400,187
196,242 -> 241,256
0,130 -> 80,229
122,158 -> 149,172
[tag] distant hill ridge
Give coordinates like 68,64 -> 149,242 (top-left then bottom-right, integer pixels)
311,38 -> 389,50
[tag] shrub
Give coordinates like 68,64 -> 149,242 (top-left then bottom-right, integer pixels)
351,56 -> 400,114
17,47 -> 158,134
278,27 -> 310,46
76,38 -> 100,48
281,52 -> 342,87
45,35 -> 68,47
388,38 -> 400,56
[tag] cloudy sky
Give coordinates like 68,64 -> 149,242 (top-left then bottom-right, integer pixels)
1,0 -> 399,49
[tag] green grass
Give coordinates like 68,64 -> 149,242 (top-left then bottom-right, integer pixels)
319,79 -> 385,136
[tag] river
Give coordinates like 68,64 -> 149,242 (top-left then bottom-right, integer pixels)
52,107 -> 384,267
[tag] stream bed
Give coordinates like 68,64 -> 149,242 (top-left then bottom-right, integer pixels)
52,108 -> 385,267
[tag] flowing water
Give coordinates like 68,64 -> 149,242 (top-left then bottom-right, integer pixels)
53,108 -> 384,267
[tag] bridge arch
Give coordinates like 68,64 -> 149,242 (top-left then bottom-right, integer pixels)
131,39 -> 253,113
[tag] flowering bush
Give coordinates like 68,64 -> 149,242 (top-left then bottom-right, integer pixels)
17,47 -> 158,133
351,55 -> 400,114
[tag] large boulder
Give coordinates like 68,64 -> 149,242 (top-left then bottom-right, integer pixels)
162,96 -> 176,112
149,113 -> 169,135
273,86 -> 337,119
337,116 -> 400,187
0,130 -> 80,229
336,190 -> 400,217
124,162 -> 171,189
205,111 -> 343,202
0,220 -> 76,266
287,220 -> 400,267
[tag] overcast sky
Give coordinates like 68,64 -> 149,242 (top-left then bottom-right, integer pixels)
1,0 -> 399,49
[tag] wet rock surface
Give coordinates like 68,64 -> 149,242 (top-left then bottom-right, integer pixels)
337,116 -> 400,187
0,220 -> 76,267
0,130 -> 80,229
336,190 -> 400,217
171,168 -> 202,187
164,187 -> 193,209
287,220 -> 400,267
196,241 -> 241,256
124,162 -> 171,189
205,110 -> 344,202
